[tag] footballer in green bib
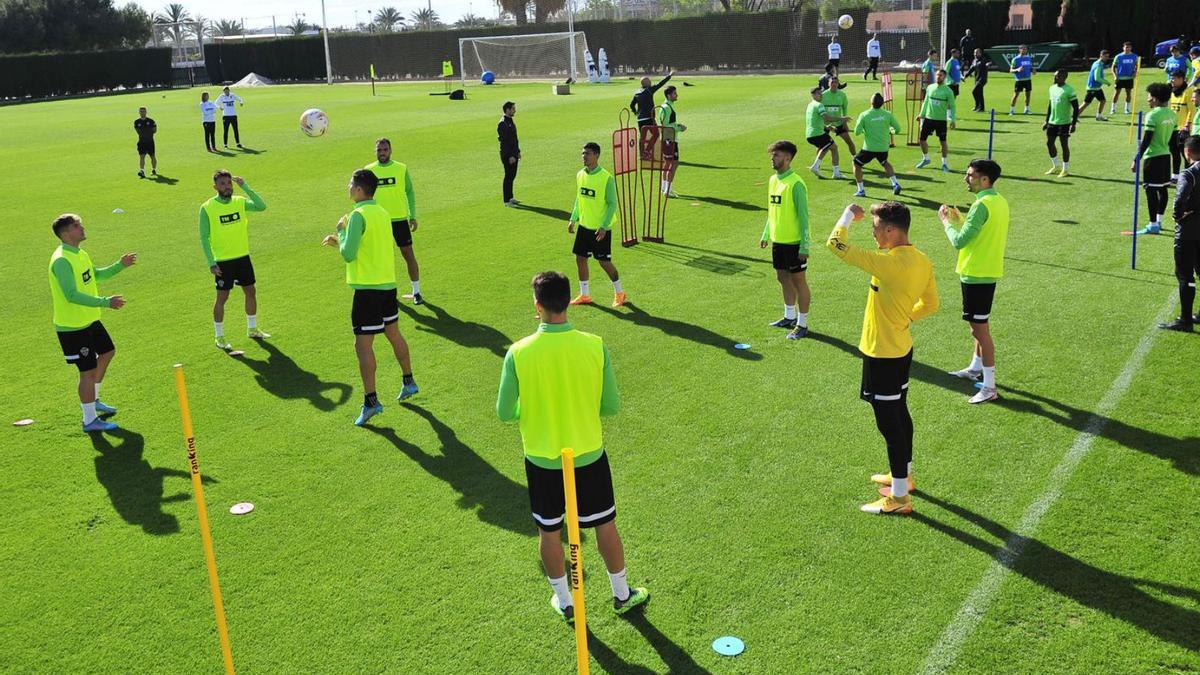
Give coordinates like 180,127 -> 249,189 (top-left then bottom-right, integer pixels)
199,170 -> 269,350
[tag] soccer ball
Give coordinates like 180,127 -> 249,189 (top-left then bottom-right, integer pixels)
838,14 -> 853,30
300,108 -> 328,137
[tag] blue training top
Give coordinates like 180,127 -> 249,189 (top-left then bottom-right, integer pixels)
1012,54 -> 1033,80
1114,53 -> 1138,78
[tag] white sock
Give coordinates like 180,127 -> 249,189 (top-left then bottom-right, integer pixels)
784,304 -> 797,320
612,279 -> 623,293
1024,106 -> 1030,113
796,311 -> 808,328
969,353 -> 983,371
411,280 -> 420,295
982,365 -> 996,389
247,314 -> 257,329
1095,112 -> 1103,119
890,176 -> 900,187
891,474 -> 909,498
1109,104 -> 1115,113
1125,104 -> 1130,113
82,402 -> 98,425
1062,162 -> 1069,171
607,568 -> 630,601
548,575 -> 573,608
922,153 -> 930,161
833,166 -> 843,176
214,321 -> 224,337
1009,107 -> 1015,113
942,157 -> 949,167
856,180 -> 864,190
661,179 -> 670,193
810,159 -> 820,170
579,280 -> 590,297
1050,157 -> 1061,168
94,382 -> 102,400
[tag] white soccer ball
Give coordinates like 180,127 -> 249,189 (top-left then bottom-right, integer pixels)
838,14 -> 854,30
300,108 -> 328,137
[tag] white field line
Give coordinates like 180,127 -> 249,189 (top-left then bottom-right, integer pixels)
919,292 -> 1176,674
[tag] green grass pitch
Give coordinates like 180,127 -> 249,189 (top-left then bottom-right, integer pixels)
1,74 -> 1198,673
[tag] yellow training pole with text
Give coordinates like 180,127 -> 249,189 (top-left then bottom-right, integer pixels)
561,448 -> 590,675
174,364 -> 236,675
1127,64 -> 1141,144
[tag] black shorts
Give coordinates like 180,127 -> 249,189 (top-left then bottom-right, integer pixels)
1115,78 -> 1134,92
860,349 -> 912,403
854,150 -> 890,166
830,123 -> 849,136
57,321 -> 114,372
1143,155 -> 1172,188
1084,89 -> 1105,104
525,452 -> 616,532
137,140 -> 155,156
1014,79 -> 1032,93
806,133 -> 833,150
961,281 -> 996,323
214,255 -> 255,290
391,219 -> 413,248
771,243 -> 808,273
572,226 -> 612,261
351,288 -> 400,335
827,58 -> 841,69
920,119 -> 948,141
950,84 -> 961,97
1045,123 -> 1072,139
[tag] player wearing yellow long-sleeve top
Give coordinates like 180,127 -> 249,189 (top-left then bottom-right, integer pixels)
826,201 -> 939,515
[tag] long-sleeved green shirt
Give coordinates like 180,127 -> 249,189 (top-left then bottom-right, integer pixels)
496,322 -> 620,425
569,167 -> 618,230
337,199 -> 395,290
943,189 -> 999,283
51,247 -> 126,329
198,184 -> 267,267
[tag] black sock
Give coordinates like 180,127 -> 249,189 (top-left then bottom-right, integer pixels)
365,392 -> 379,408
1181,282 -> 1196,320
402,373 -> 414,385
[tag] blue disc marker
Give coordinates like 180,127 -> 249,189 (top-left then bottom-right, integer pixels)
734,343 -> 752,350
712,636 -> 745,656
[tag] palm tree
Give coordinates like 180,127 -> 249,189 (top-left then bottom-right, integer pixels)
286,17 -> 311,35
189,15 -> 210,40
373,7 -> 404,32
499,0 -> 529,25
411,7 -> 440,30
534,0 -> 565,23
454,13 -> 490,28
154,3 -> 190,45
213,19 -> 244,37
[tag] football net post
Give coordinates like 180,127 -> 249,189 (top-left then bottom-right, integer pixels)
458,32 -> 589,87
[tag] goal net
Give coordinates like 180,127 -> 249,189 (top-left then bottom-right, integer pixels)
458,32 -> 589,85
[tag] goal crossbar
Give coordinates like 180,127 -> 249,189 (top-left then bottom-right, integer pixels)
458,31 -> 586,87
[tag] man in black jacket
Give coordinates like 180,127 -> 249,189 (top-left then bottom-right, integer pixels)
959,30 -> 975,63
1160,134 -> 1200,331
631,72 -> 673,158
498,101 -> 521,206
965,48 -> 992,113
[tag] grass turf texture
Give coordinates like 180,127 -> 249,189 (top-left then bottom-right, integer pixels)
1,74 -> 1198,673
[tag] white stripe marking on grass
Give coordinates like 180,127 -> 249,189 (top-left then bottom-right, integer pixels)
919,293 -> 1176,675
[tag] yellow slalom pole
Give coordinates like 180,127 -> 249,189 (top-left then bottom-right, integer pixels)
1128,64 -> 1141,144
174,364 -> 236,675
561,448 -> 590,675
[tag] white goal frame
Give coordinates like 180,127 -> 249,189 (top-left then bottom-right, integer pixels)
458,31 -> 587,87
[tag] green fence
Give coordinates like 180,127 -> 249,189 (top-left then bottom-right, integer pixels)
0,48 -> 171,100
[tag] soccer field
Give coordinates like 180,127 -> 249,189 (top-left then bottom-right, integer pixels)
2,74 -> 1198,673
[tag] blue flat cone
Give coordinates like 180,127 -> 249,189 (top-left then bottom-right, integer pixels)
712,636 -> 745,656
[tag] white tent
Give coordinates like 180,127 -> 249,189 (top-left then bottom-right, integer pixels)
234,72 -> 274,87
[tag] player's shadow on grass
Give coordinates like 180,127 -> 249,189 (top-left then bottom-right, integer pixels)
150,174 -> 179,186
630,244 -> 763,278
685,195 -> 764,212
209,149 -> 235,157
232,342 -> 352,411
397,300 -> 512,358
588,612 -> 711,674
514,203 -> 573,221
659,241 -> 772,267
914,490 -> 1200,653
90,428 -> 215,536
236,147 -> 265,155
592,301 -> 764,360
363,403 -> 532,536
1004,255 -> 1174,287
810,333 -> 1199,475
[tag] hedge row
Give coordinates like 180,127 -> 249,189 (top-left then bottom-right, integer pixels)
0,47 -> 170,99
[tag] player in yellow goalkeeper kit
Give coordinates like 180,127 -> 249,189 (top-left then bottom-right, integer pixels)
826,201 -> 939,514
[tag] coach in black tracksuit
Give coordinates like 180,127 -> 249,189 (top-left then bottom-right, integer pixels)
631,72 -> 673,158
498,101 -> 521,206
965,49 -> 992,113
1161,135 -> 1200,331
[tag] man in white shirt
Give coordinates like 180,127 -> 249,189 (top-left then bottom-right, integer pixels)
826,35 -> 842,76
216,86 -> 244,149
199,91 -> 218,152
865,33 -> 882,80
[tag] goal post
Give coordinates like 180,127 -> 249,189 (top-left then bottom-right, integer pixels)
458,32 -> 589,87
